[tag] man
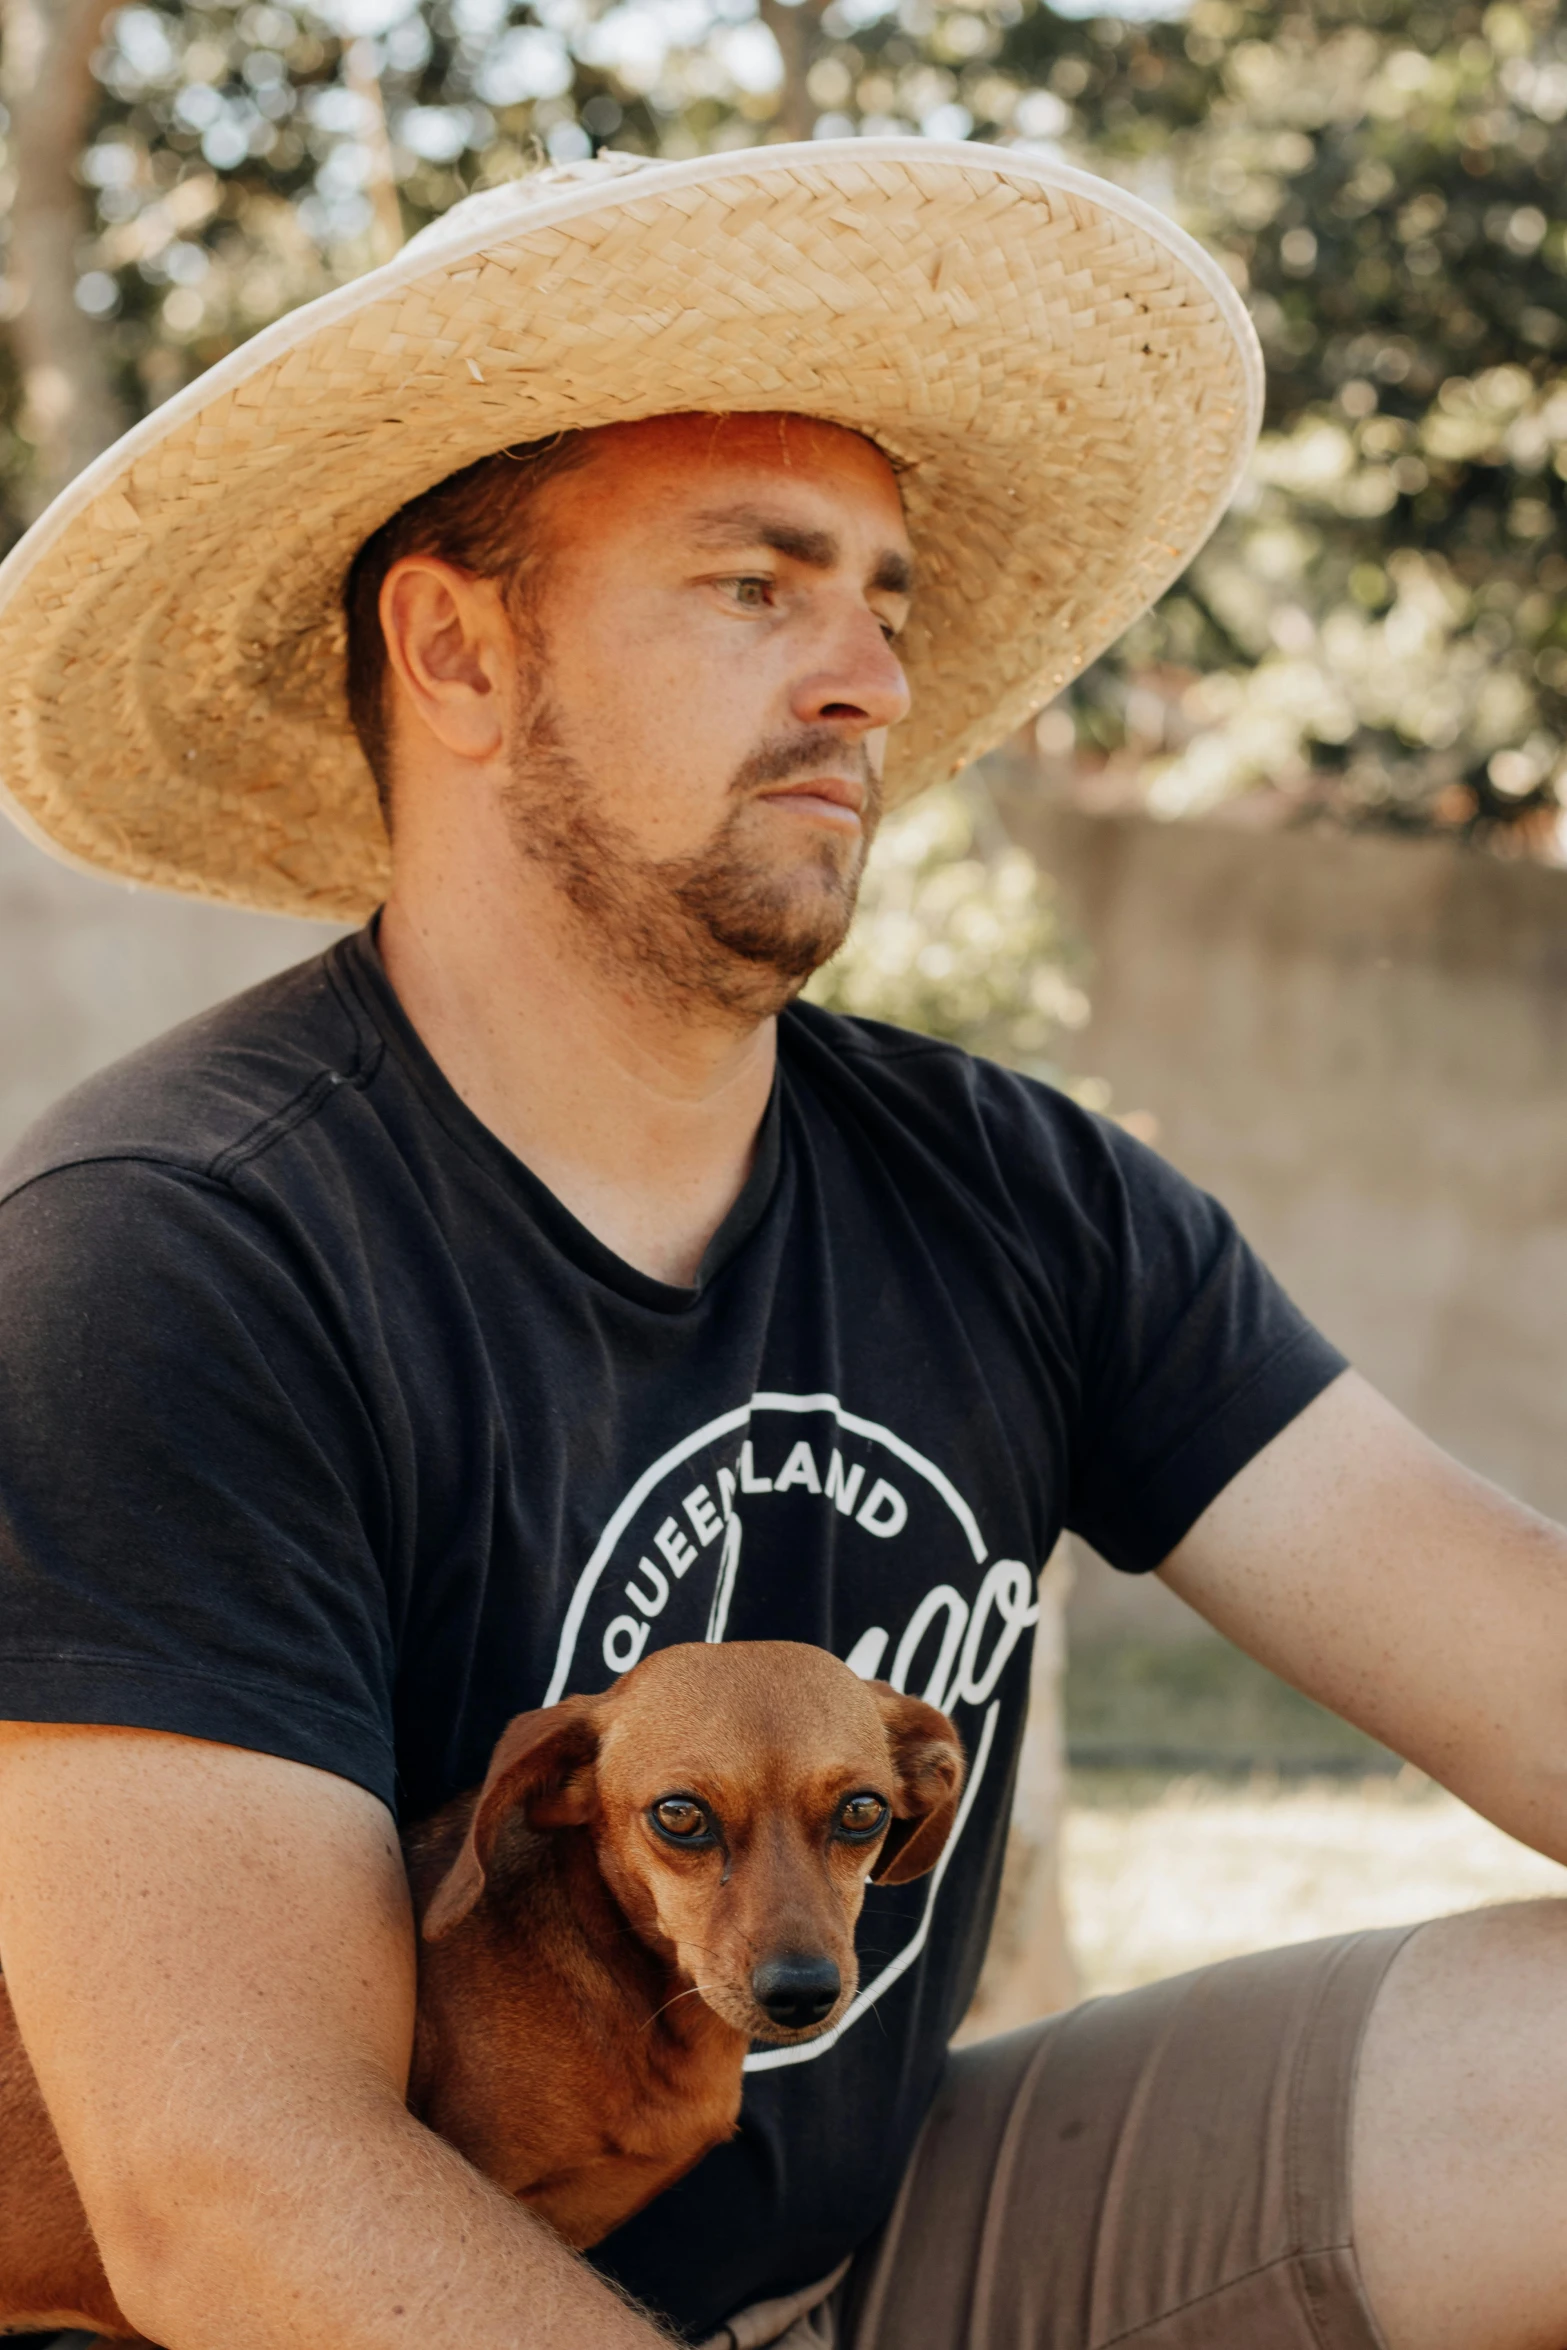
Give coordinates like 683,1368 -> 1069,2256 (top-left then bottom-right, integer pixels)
0,140 -> 1563,2350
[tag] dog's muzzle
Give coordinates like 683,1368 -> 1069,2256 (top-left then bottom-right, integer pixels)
751,1952 -> 842,2031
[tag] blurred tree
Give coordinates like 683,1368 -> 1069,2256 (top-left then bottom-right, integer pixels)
1004,0 -> 1567,851
1,0 -> 125,501
0,0 -> 1563,847
757,0 -> 826,139
804,778 -> 1095,1091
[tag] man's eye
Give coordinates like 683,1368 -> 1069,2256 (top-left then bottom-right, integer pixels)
651,1796 -> 713,1844
726,576 -> 773,610
836,1793 -> 890,1842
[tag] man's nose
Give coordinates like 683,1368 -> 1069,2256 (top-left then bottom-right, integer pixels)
751,1950 -> 842,2030
792,612 -> 911,737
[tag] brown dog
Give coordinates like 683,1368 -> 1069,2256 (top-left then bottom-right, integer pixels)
0,1641 -> 964,2332
405,1641 -> 965,2247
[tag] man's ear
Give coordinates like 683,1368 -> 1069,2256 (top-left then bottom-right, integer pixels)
866,1686 -> 966,1886
379,557 -> 515,766
421,1696 -> 602,1941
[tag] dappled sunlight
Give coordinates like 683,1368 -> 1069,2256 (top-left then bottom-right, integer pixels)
804,782 -> 1095,1088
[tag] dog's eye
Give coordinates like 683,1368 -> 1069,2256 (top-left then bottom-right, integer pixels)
650,1797 -> 713,1845
836,1793 -> 890,1841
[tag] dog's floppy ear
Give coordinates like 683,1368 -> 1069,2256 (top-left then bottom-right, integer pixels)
866,1685 -> 966,1886
422,1696 -> 602,1942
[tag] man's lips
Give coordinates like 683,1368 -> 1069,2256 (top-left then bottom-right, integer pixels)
755,775 -> 867,824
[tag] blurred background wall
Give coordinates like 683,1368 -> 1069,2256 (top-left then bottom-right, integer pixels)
0,813 -> 334,1157
998,793 -> 1567,1528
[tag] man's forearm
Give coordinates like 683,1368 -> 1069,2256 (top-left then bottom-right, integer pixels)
102,2085 -> 674,2350
1162,1370 -> 1567,1866
0,1732 -> 675,2350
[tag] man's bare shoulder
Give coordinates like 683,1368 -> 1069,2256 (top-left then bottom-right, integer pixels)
0,937 -> 377,1205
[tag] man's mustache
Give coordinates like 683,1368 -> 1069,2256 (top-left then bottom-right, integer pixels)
729,728 -> 876,797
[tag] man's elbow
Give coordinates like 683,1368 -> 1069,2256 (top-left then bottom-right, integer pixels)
85,2134 -> 272,2345
1449,1737 -> 1567,1874
83,2084 -> 412,2346
90,2178 -> 188,2343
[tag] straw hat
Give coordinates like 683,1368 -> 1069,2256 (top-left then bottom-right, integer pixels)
0,139 -> 1261,921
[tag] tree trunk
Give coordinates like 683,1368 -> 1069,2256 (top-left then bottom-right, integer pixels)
956,1543 -> 1079,2040
759,0 -> 824,144
344,39 -> 404,267
2,0 -> 126,505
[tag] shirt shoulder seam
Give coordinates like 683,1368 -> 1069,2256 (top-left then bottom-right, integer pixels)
0,974 -> 387,1207
209,970 -> 386,1181
0,1151 -> 236,1217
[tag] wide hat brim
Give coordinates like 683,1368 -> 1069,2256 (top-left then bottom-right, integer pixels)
0,139 -> 1261,921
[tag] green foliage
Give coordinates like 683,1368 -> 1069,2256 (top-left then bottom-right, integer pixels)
804,780 -> 1092,1080
0,0 -> 1563,847
1029,0 -> 1567,847
1066,1636 -> 1397,1773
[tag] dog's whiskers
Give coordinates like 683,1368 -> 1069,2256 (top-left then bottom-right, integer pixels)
642,1983 -> 718,2032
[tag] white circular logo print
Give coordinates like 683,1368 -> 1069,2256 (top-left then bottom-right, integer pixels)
543,1390 -> 1038,2070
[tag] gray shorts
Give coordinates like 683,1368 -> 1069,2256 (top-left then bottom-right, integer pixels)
711,1925 -> 1415,2350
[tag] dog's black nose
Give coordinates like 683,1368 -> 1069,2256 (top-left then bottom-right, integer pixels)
752,1952 -> 842,2030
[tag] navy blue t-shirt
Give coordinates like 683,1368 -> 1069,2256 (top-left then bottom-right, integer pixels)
0,928 -> 1343,2338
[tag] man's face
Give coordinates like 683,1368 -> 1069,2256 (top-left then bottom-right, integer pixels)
502,412 -> 914,1021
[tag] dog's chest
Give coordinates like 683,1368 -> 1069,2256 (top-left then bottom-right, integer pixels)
523,2023 -> 744,2248
617,2013 -> 744,2157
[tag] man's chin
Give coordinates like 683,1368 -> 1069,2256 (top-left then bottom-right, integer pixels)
698,876 -> 859,993
536,784 -> 868,1020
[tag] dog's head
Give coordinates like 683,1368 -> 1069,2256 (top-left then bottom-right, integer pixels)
421,1641 -> 965,2044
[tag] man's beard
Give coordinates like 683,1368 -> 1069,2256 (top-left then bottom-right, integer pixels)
503,698 -> 881,1022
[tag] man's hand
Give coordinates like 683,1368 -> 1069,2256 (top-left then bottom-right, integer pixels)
1162,1367 -> 1567,1863
0,1725 -> 673,2350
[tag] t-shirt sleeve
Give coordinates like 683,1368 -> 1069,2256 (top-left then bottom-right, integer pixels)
0,1159 -> 397,1806
1019,1097 -> 1347,1574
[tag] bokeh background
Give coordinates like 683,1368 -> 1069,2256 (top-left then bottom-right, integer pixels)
4,0 -> 1567,2010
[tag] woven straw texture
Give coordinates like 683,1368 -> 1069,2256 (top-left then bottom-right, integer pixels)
0,139 -> 1261,920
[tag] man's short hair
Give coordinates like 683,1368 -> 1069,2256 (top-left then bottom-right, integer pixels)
343,430 -> 592,821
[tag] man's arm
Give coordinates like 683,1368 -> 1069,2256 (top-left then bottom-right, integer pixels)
1161,1368 -> 1567,1865
0,1725 -> 672,2350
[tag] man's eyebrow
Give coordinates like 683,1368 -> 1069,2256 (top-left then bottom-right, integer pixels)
691,506 -> 915,597
691,507 -> 838,567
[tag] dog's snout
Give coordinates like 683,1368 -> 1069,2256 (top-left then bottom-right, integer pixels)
751,1951 -> 842,2031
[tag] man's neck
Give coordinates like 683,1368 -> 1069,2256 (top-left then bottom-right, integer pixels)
378,850 -> 778,1289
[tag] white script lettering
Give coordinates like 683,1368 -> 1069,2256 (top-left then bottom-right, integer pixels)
952,1559 -> 1039,1705
844,1625 -> 890,1679
891,1584 -> 969,1709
